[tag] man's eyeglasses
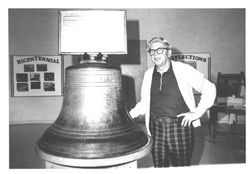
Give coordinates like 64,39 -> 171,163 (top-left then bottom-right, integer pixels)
148,47 -> 168,56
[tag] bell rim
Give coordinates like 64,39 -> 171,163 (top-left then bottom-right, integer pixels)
35,135 -> 153,167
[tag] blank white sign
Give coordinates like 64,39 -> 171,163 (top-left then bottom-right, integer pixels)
59,10 -> 127,55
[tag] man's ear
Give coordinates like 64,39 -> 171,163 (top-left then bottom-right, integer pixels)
168,49 -> 172,57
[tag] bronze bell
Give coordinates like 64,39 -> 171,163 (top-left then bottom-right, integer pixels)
36,60 -> 152,167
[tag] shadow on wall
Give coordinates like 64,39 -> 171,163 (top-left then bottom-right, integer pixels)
171,47 -> 183,55
108,40 -> 141,65
108,20 -> 141,65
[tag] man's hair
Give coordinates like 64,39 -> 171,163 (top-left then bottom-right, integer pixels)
148,37 -> 172,50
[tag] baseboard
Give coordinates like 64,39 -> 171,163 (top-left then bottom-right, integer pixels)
9,120 -> 54,125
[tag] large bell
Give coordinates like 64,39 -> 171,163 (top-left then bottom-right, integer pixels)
36,60 -> 152,167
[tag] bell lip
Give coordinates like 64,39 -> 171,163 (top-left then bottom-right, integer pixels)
35,135 -> 153,168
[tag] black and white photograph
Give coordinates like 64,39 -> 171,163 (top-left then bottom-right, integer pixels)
37,64 -> 47,72
30,73 -> 40,81
16,83 -> 29,92
44,72 -> 55,81
7,5 -> 247,173
43,82 -> 55,91
31,82 -> 41,89
16,73 -> 28,82
24,64 -> 34,72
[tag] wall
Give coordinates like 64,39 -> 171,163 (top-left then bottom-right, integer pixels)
126,9 -> 245,80
9,9 -> 245,124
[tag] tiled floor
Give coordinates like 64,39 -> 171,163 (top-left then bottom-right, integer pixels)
9,122 -> 245,168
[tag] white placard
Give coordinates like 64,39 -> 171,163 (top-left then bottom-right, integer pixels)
59,10 -> 127,55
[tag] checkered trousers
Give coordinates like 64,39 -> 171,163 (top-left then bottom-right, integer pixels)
149,116 -> 194,167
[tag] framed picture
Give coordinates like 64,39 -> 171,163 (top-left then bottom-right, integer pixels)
171,53 -> 211,80
59,10 -> 127,55
11,55 -> 63,97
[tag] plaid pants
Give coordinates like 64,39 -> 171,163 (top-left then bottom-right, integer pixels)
149,115 -> 194,167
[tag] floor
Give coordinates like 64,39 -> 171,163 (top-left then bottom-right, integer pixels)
9,122 -> 245,168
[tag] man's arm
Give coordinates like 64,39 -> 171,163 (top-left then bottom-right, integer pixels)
177,64 -> 216,126
193,77 -> 216,117
129,71 -> 151,118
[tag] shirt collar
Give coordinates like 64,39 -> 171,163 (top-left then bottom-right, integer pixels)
153,61 -> 172,75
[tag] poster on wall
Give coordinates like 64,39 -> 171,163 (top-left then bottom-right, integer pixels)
171,53 -> 211,80
11,56 -> 63,97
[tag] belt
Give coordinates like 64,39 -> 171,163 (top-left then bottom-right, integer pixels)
150,115 -> 184,124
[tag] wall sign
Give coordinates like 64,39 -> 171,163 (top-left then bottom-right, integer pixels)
11,56 -> 63,97
171,53 -> 211,80
59,10 -> 127,55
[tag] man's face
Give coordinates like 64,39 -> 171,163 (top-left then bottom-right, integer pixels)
149,42 -> 169,67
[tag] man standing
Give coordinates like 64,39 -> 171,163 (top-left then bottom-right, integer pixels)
129,37 -> 216,167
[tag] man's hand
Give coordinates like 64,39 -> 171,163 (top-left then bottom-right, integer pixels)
177,112 -> 199,127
